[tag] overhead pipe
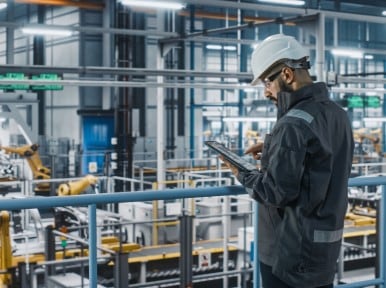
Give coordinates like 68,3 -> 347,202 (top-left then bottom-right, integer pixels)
15,0 -> 386,24
0,64 -> 252,79
159,14 -> 320,45
178,9 -> 294,23
0,78 -> 385,94
182,0 -> 386,24
15,0 -> 104,10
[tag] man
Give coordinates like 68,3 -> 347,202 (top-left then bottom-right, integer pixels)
222,34 -> 354,288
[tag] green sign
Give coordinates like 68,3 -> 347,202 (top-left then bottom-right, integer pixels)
30,73 -> 63,91
347,95 -> 363,108
346,95 -> 381,108
0,72 -> 63,91
0,73 -> 29,90
365,96 -> 381,108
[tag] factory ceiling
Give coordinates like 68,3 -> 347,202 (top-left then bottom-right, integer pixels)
7,0 -> 386,19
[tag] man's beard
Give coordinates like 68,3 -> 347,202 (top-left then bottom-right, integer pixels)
277,77 -> 294,93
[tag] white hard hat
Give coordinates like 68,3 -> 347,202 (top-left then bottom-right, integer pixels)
251,34 -> 309,85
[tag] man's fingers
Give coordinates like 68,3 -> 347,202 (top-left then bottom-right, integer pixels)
253,153 -> 262,160
244,142 -> 263,155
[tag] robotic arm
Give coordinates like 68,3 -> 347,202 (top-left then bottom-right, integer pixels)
0,144 -> 51,179
57,175 -> 98,196
353,128 -> 382,156
0,144 -> 51,192
0,211 -> 12,286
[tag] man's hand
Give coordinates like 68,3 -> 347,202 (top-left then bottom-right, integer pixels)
219,155 -> 239,177
244,142 -> 264,160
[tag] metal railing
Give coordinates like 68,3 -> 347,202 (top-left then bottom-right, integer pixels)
1,176 -> 385,288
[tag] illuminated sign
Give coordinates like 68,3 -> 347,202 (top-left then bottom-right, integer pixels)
30,73 -> 63,91
0,73 -> 29,90
0,73 -> 63,91
345,95 -> 381,108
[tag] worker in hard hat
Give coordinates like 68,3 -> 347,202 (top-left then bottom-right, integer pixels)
221,34 -> 354,288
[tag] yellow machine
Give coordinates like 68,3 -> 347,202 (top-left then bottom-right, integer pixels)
0,211 -> 12,286
57,175 -> 98,196
245,129 -> 264,149
353,128 -> 382,157
0,144 -> 51,192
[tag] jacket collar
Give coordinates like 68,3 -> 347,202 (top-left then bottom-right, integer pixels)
277,82 -> 329,118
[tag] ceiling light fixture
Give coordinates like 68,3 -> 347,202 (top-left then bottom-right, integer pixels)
21,25 -> 73,37
0,3 -> 7,10
223,117 -> 277,123
120,0 -> 185,10
382,10 -> 386,16
206,44 -> 237,51
258,0 -> 305,6
363,117 -> 386,123
331,49 -> 363,59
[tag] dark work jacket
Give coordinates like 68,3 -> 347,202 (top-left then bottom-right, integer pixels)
237,82 -> 354,288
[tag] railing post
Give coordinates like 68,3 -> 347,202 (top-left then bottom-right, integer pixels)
88,204 -> 97,287
253,201 -> 259,288
381,185 -> 386,288
44,225 -> 55,276
114,252 -> 129,288
179,214 -> 193,288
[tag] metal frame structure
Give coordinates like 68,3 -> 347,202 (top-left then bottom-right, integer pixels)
0,175 -> 385,288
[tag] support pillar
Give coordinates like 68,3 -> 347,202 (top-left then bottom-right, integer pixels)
44,225 -> 55,276
114,252 -> 129,288
179,215 -> 193,288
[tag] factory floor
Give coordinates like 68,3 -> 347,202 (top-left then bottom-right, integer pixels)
338,267 -> 376,287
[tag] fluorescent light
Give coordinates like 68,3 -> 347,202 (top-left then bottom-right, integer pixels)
0,3 -> 7,10
243,87 -> 257,93
206,44 -> 237,51
364,55 -> 374,60
223,117 -> 276,123
21,26 -> 73,37
120,0 -> 185,10
206,44 -> 222,50
258,0 -> 305,6
331,49 -> 363,59
224,46 -> 237,51
352,120 -> 361,128
382,10 -> 386,16
363,117 -> 386,123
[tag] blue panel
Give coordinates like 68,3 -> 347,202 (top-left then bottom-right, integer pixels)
81,116 -> 114,175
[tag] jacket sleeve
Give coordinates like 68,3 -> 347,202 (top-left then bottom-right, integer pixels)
237,123 -> 308,208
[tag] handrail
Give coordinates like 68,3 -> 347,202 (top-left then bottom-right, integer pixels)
1,177 -> 386,287
0,185 -> 245,210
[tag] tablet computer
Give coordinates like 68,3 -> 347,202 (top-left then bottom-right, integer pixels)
205,140 -> 257,172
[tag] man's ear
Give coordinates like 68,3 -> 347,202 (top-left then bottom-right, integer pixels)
282,67 -> 295,85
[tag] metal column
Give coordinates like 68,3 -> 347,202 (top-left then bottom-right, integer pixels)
179,214 -> 194,288
114,252 -> 129,288
33,5 -> 46,136
157,46 -> 166,189
189,5 -> 196,159
316,12 -> 325,82
44,225 -> 55,277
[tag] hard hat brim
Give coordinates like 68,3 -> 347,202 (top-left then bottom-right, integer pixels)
250,77 -> 260,86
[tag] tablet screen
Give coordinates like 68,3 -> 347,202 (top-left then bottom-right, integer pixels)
205,141 -> 257,172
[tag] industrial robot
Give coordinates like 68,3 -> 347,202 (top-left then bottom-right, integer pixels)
0,144 -> 51,192
57,174 -> 98,196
